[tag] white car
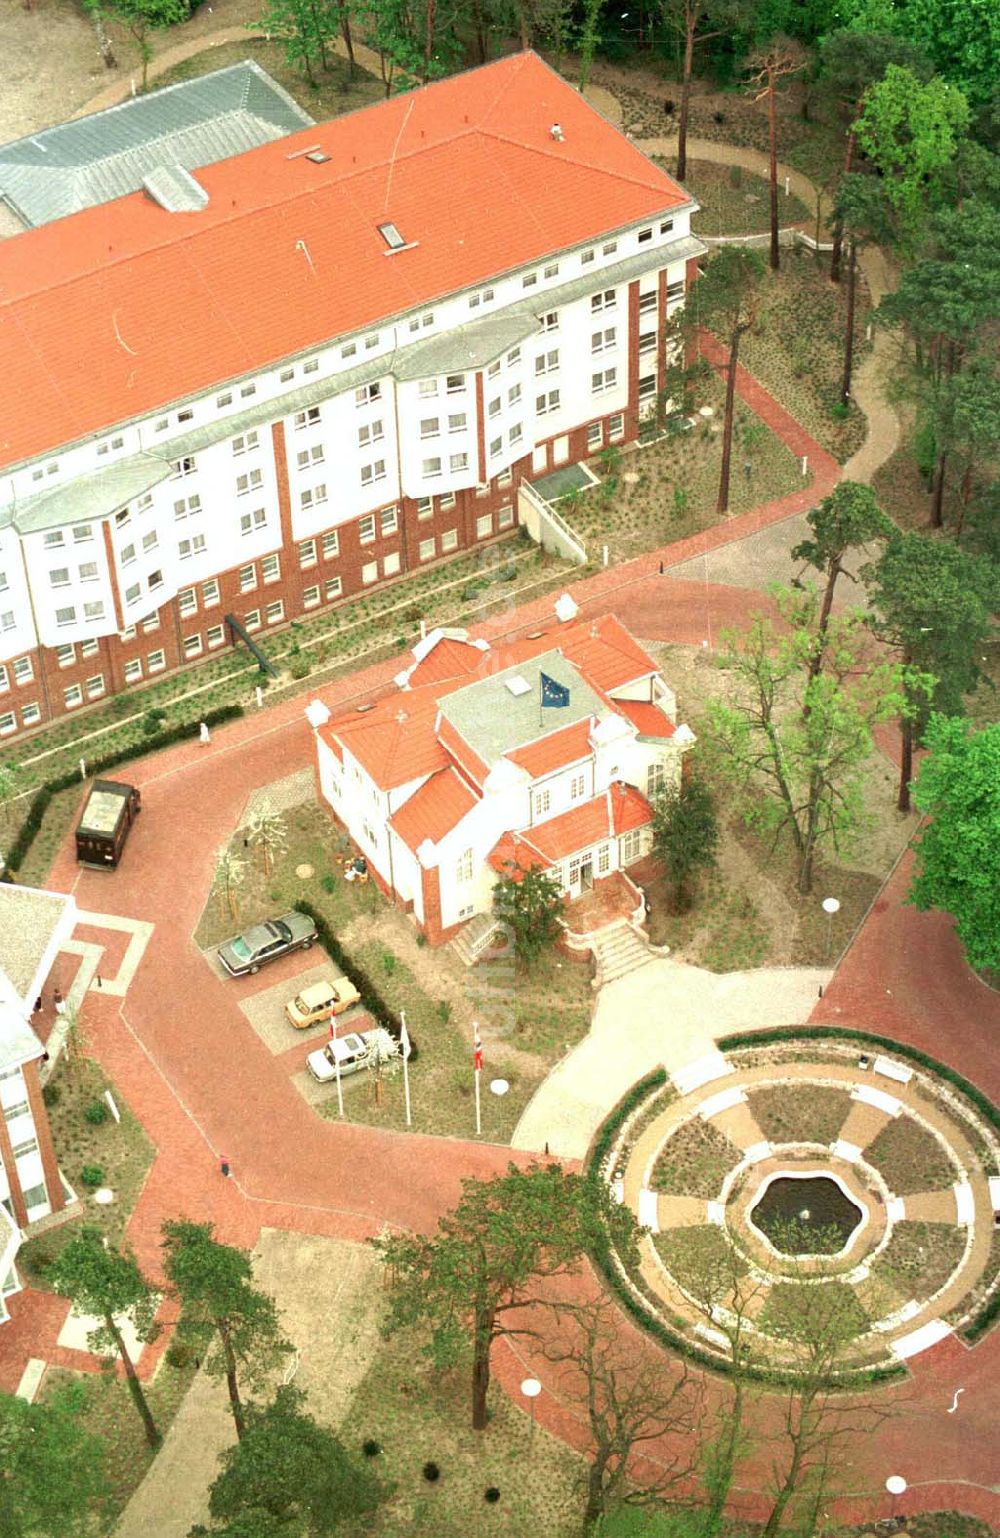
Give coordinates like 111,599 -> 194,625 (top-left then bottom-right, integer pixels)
306,1030 -> 378,1083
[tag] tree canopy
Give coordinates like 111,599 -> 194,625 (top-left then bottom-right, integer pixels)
0,1383 -> 107,1538
651,772 -> 719,911
492,861 -> 565,966
853,65 -> 970,239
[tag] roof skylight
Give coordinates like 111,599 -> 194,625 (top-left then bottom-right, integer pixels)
504,676 -> 532,697
378,221 -> 406,251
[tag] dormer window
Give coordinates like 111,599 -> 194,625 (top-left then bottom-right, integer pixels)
378,221 -> 406,251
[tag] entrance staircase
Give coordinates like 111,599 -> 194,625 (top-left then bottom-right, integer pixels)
451,913 -> 506,968
590,921 -> 656,988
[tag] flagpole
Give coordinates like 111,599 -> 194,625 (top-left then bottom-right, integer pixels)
330,1019 -> 344,1119
400,1010 -> 412,1128
473,1020 -> 482,1137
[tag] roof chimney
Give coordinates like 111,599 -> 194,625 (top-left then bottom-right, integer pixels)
550,123 -> 565,142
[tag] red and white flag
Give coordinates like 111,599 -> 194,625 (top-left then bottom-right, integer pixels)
473,1022 -> 483,1073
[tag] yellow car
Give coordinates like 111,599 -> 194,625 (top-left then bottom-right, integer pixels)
284,977 -> 361,1030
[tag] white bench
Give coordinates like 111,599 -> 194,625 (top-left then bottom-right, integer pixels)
831,1139 -> 863,1163
873,1055 -> 913,1086
890,1318 -> 952,1359
851,1083 -> 902,1116
953,1180 -> 975,1226
697,1085 -> 746,1120
638,1188 -> 660,1233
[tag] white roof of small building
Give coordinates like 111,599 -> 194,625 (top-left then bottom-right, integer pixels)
0,884 -> 77,1013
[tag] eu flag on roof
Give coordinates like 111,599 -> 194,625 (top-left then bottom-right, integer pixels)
540,671 -> 570,708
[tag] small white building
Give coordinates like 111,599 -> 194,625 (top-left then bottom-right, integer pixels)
308,608 -> 694,944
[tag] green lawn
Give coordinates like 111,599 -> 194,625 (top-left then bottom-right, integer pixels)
685,158 -> 811,239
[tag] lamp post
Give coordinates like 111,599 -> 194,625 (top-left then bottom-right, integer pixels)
822,896 -> 840,959
520,1376 -> 541,1436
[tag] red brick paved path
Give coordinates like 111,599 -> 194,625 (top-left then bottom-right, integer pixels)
3,354 -> 996,1527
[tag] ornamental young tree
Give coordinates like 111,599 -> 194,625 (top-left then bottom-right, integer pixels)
651,773 -> 719,912
492,860 -> 564,966
373,1161 -> 638,1430
162,1220 -> 293,1441
791,482 -> 894,688
704,592 -> 904,894
861,531 -> 999,811
49,1227 -> 161,1449
97,0 -> 188,90
195,1385 -> 382,1537
0,1382 -> 108,1538
254,0 -> 338,86
909,715 -> 1000,975
688,247 -> 765,516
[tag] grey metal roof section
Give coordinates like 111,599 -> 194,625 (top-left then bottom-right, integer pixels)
394,312 -> 541,381
10,454 -> 174,535
142,163 -> 209,213
439,650 -> 604,766
0,61 -> 313,230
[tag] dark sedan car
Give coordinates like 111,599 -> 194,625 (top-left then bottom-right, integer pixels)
218,911 -> 317,977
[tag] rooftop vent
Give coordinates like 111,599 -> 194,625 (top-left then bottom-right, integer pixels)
504,675 -> 532,698
305,149 -> 331,164
378,221 -> 407,251
550,123 -> 565,142
141,164 -> 208,213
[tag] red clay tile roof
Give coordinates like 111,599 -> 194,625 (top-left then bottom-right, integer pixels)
0,52 -> 688,470
528,783 -> 652,863
617,700 -> 676,739
405,637 -> 486,688
321,685 -> 449,788
488,831 -> 551,879
506,717 -> 595,778
389,768 -> 478,852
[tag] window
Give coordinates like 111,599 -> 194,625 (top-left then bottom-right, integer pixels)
498,503 -> 514,528
72,524 -> 93,545
570,772 -> 586,800
638,226 -> 653,244
364,333 -> 379,351
44,532 -> 64,548
639,290 -> 658,314
536,390 -> 560,416
667,278 -> 685,300
598,843 -> 611,875
383,551 -> 401,577
535,350 -> 559,376
262,554 -> 281,583
295,406 -> 321,429
142,613 -> 159,634
419,417 -> 440,439
456,848 -> 474,883
380,506 -> 398,536
171,456 -> 196,478
422,457 -> 442,479
303,358 -> 319,375
591,368 -> 617,395
240,383 -> 257,399
279,367 -> 295,383
202,578 -> 220,606
489,436 -> 502,459
508,424 -> 523,447
497,468 -> 512,488
216,391 -> 233,408
468,286 -> 494,309
543,262 -> 559,280
265,600 -> 284,624
592,327 -> 616,355
150,569 -> 166,593
408,311 -> 434,332
178,535 -> 206,560
297,445 -> 324,469
13,657 -> 33,684
441,528 -> 458,552
580,247 -> 595,266
178,587 -> 197,617
609,413 -> 625,441
638,374 -> 657,401
639,329 -> 657,354
207,624 -> 225,649
96,435 -> 124,457
300,483 -> 328,508
359,515 -> 376,544
361,561 -> 378,586
487,361 -> 501,381
341,342 -> 357,359
55,643 -> 75,668
418,538 -> 435,562
355,383 -> 381,406
448,412 -> 467,433
124,583 -> 140,605
231,431 -> 259,456
534,787 -> 551,817
476,513 -> 493,538
142,531 -> 158,554
176,409 -> 194,426
507,384 -> 521,407
602,240 -> 618,256
81,637 -> 100,657
121,624 -> 137,640
241,508 -> 267,534
11,1136 -> 39,1159
55,607 -> 76,627
507,347 -> 521,367
360,461 -> 385,487
174,494 -> 202,520
236,469 -> 263,497
591,289 -> 616,313
147,648 -> 166,672
439,491 -> 456,510
0,711 -> 14,735
325,576 -> 342,600
322,531 -> 339,559
416,496 -> 433,520
418,379 -> 438,398
587,422 -> 604,450
21,702 -> 41,725
136,492 -> 153,514
303,584 -> 321,609
183,634 -> 203,658
239,564 -> 257,592
660,218 -> 674,234
358,418 -> 385,450
488,397 -> 501,420
124,658 -> 143,683
450,452 -> 469,473
115,509 -> 131,529
446,375 -> 465,394
522,271 -> 538,289
541,311 -> 558,332
244,609 -> 261,632
621,828 -> 643,864
0,664 -> 7,691
49,567 -> 69,587
299,538 -> 317,569
647,761 -> 667,797
0,611 -> 12,634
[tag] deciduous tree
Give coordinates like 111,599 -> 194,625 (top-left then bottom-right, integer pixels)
245,809 -> 286,878
492,860 -> 564,966
688,248 -> 765,516
852,65 -> 970,243
862,531 -> 998,810
373,1162 -> 637,1430
909,714 -> 1000,975
162,1220 -> 292,1441
791,482 -> 893,688
0,1382 -> 107,1538
651,773 -> 719,911
101,0 -> 188,90
49,1227 -> 161,1449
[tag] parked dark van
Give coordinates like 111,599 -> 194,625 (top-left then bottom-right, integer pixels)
75,780 -> 141,869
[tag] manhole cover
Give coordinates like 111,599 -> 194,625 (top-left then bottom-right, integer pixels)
296,864 -> 314,880
93,1188 -> 115,1206
623,471 -> 640,484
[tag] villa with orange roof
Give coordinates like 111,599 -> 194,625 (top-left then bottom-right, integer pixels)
305,604 -> 694,944
0,50 -> 703,744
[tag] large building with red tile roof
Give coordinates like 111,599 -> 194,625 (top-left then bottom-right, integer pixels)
0,52 -> 703,744
306,604 -> 694,944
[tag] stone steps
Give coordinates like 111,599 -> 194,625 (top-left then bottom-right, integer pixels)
592,922 -> 654,986
450,913 -> 505,968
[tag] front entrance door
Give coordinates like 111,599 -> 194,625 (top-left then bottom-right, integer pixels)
580,859 -> 594,891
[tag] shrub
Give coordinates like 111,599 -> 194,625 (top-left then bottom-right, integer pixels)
84,1099 -> 109,1126
79,1164 -> 105,1189
362,1439 -> 382,1458
165,1339 -> 194,1369
381,950 -> 397,976
292,902 -> 417,1060
436,1000 -> 451,1024
42,1082 -> 61,1107
485,1487 -> 501,1503
288,653 -> 311,680
422,1461 -> 440,1482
